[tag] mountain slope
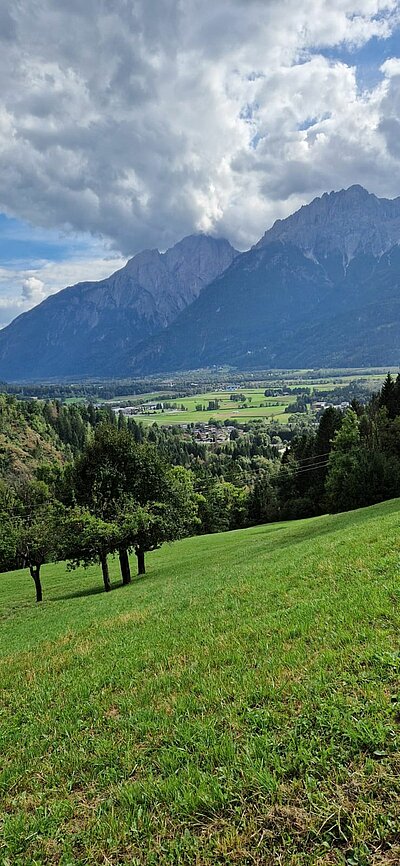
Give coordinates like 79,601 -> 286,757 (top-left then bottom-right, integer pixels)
256,183 -> 400,262
0,235 -> 237,380
2,499 -> 400,863
130,242 -> 333,372
132,186 -> 400,373
0,394 -> 64,481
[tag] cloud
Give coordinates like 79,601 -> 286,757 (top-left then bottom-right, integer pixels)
380,56 -> 400,76
0,0 -> 399,258
21,276 -> 46,302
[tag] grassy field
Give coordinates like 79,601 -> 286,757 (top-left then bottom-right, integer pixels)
109,389 -> 292,426
1,501 -> 400,864
105,372 -> 388,426
138,390 -> 292,425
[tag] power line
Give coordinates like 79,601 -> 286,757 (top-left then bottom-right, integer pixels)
280,460 -> 329,479
294,451 -> 331,464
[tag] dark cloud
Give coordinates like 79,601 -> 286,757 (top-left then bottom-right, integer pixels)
0,0 -> 399,255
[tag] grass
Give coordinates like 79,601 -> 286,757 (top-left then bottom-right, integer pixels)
112,389 -> 292,426
105,372 -> 387,426
1,500 -> 400,864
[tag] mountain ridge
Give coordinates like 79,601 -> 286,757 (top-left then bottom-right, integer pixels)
2,185 -> 400,379
256,184 -> 400,265
0,234 -> 237,380
130,186 -> 400,373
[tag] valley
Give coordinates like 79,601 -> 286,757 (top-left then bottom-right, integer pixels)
3,7 -> 400,866
100,369 -> 387,426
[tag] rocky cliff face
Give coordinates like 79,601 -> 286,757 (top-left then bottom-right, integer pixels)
256,185 -> 400,264
2,185 -> 400,380
0,234 -> 237,380
131,186 -> 400,373
121,234 -> 238,323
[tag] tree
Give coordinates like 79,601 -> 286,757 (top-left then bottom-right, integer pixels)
130,466 -> 200,575
0,482 -> 18,576
60,507 -> 120,592
114,503 -> 150,576
248,473 -> 278,524
325,410 -> 362,513
379,373 -> 397,419
72,426 -> 163,584
8,481 -> 64,603
72,426 -> 199,580
15,503 -> 63,602
197,479 -> 248,534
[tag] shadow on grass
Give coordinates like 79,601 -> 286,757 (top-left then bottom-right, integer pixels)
52,573 -> 154,602
52,583 -> 121,602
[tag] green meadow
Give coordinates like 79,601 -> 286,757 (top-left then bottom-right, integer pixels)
109,389 -> 291,425
139,389 -> 292,425
1,500 -> 399,864
105,371 -> 388,426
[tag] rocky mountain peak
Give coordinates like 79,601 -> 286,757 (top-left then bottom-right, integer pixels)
0,232 -> 238,380
256,185 -> 400,263
121,233 -> 237,302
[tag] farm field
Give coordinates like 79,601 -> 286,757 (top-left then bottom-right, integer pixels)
107,388 -> 291,425
103,370 -> 390,426
1,500 -> 399,864
139,389 -> 292,425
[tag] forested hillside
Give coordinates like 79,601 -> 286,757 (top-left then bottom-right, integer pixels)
0,395 -> 65,481
0,395 -> 119,482
2,373 -> 400,603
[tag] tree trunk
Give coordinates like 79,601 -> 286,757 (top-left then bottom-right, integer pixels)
119,547 -> 131,585
100,552 -> 111,592
29,564 -> 43,603
135,547 -> 146,575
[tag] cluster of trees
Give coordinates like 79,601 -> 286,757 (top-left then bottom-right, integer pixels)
250,374 -> 400,521
3,374 -> 400,604
0,427 -> 199,602
284,394 -> 312,414
230,393 -> 246,402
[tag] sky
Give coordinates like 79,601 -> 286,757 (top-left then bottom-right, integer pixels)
1,0 -> 400,327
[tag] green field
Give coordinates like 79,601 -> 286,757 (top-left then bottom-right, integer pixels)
1,501 -> 400,864
105,372 -> 388,426
138,389 -> 292,425
109,389 -> 292,426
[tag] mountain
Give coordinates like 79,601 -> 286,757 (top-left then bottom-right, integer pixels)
256,184 -> 400,262
2,185 -> 400,380
0,234 -> 237,380
131,186 -> 400,373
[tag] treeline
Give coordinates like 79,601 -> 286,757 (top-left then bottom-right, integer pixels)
0,380 -> 172,401
250,373 -> 400,522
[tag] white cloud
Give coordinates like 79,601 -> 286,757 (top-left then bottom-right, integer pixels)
21,276 -> 46,303
380,56 -> 400,76
0,0 -> 399,262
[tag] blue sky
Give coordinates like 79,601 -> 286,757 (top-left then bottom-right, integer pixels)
0,215 -> 125,328
1,0 -> 400,327
0,214 -> 101,268
320,27 -> 400,88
